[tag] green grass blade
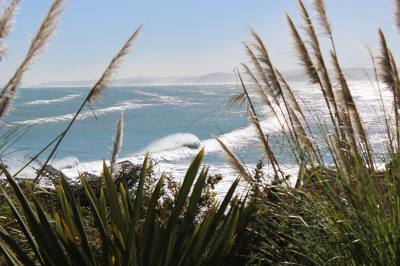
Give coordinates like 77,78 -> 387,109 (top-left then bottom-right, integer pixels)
132,154 -> 149,230
81,176 -> 110,262
32,197 -> 71,265
140,174 -> 164,258
0,226 -> 35,266
0,237 -> 24,266
0,186 -> 45,265
103,161 -> 127,238
191,178 -> 240,260
162,149 -> 204,262
181,166 -> 209,232
166,149 -> 204,233
60,176 -> 96,265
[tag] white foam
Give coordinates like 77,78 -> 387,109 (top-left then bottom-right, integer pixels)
140,133 -> 200,153
58,116 -> 282,183
135,90 -> 198,105
11,81 -> 393,195
14,91 -> 199,126
52,156 -> 79,169
146,116 -> 281,162
23,94 -> 81,106
13,100 -> 153,125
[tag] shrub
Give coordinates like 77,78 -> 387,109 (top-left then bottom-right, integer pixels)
0,150 -> 254,265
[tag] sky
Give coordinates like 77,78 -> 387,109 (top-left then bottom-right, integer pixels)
0,0 -> 399,85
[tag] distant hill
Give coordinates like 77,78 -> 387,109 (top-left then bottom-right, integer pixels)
29,68 -> 375,88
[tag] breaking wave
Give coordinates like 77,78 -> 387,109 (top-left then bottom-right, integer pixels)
58,115 -> 282,181
140,133 -> 201,153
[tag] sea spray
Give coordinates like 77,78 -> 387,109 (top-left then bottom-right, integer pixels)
141,133 -> 201,153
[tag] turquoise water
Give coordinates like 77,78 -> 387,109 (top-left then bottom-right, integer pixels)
0,81 -> 389,192
5,85 -> 244,160
1,85 -> 268,185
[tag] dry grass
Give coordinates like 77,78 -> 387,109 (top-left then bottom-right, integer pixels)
0,0 -> 65,118
110,112 -> 124,173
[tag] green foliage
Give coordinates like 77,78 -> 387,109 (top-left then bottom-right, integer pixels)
226,0 -> 400,264
246,164 -> 400,265
0,150 -> 253,265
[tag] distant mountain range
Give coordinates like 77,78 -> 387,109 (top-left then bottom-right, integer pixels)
30,68 -> 375,88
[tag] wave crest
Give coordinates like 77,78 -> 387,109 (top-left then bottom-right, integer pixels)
14,100 -> 153,125
24,94 -> 81,106
141,133 -> 201,153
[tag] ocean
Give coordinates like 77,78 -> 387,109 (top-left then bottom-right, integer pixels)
0,81 -> 390,193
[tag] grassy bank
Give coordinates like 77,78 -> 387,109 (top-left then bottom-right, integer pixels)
226,0 -> 400,264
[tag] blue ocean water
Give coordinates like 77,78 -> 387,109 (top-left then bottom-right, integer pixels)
1,85 -> 274,188
0,81 -> 389,192
5,85 -> 243,160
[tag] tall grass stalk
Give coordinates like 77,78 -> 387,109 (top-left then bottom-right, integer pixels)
32,25 -> 142,185
223,0 -> 400,263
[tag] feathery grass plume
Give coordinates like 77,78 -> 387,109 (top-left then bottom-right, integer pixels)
396,0 -> 400,33
297,1 -> 349,145
286,11 -> 348,157
240,63 -> 303,164
0,0 -> 65,118
378,29 -> 395,90
389,50 -> 400,88
243,42 -> 273,94
236,70 -> 282,177
286,14 -> 319,85
275,70 -> 323,165
308,0 -> 369,164
364,44 -> 394,153
33,25 -> 143,185
330,50 -> 374,170
243,40 -> 294,133
275,70 -> 306,122
88,25 -> 142,102
216,138 -> 253,183
245,32 -> 309,165
249,28 -> 281,94
0,0 -> 19,60
249,29 -> 299,135
241,63 -> 275,115
275,70 -> 312,133
313,0 -> 332,36
389,50 -> 400,151
276,71 -> 314,146
230,90 -> 246,105
241,63 -> 288,133
248,28 -> 301,135
110,112 -> 124,173
286,12 -> 343,141
313,0 -> 342,74
378,28 -> 400,150
298,0 -> 320,57
297,0 -> 333,94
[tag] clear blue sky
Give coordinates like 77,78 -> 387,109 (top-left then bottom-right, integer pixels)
0,0 -> 398,85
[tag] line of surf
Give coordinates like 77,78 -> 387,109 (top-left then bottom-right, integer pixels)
23,94 -> 81,106
58,116 -> 281,178
13,100 -> 154,125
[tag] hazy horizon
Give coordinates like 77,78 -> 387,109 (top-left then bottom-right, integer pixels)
0,0 -> 399,85
25,67 -> 377,88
